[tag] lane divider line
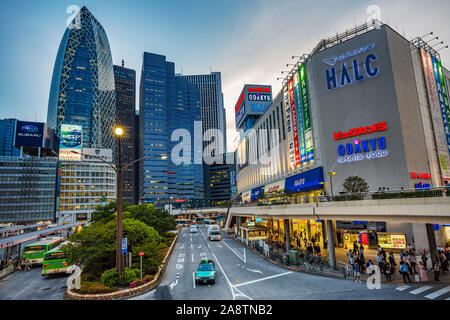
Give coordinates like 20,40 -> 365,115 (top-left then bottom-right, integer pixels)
233,271 -> 293,288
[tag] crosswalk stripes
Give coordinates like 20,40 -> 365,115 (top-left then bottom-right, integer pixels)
395,285 -> 450,300
424,286 -> 450,300
395,285 -> 411,291
409,286 -> 433,295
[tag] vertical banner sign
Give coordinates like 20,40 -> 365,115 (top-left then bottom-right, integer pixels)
293,72 -> 307,164
59,124 -> 83,160
283,85 -> 295,169
435,59 -> 450,154
421,49 -> 450,181
299,65 -> 314,161
288,79 -> 301,166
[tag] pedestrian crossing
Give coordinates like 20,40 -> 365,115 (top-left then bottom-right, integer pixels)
395,285 -> 450,300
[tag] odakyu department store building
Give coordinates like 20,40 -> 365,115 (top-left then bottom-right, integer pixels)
234,20 -> 450,249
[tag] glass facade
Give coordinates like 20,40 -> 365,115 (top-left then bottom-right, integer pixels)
114,64 -> 137,204
0,119 -> 20,157
0,156 -> 57,223
139,52 -> 204,204
47,6 -> 116,151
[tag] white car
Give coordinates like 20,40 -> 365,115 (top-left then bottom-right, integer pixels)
189,225 -> 198,233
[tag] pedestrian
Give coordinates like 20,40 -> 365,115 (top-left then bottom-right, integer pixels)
358,244 -> 364,256
433,259 -> 441,282
421,253 -> 428,271
380,247 -> 387,261
399,261 -> 412,284
324,238 -> 328,250
418,261 -> 428,282
358,254 -> 365,274
385,263 -> 392,282
24,259 -> 31,272
353,261 -> 362,283
439,252 -> 448,273
353,241 -> 358,255
376,253 -> 385,274
409,252 -> 417,274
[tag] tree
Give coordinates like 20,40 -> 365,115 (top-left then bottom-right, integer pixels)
64,217 -> 160,278
342,176 -> 369,193
123,204 -> 176,236
91,200 -> 132,224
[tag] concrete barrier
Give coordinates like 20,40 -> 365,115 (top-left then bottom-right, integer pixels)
65,234 -> 178,300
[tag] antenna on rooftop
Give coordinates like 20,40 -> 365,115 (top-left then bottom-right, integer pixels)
122,59 -> 124,67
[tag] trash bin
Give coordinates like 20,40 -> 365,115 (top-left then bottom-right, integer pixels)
289,250 -> 298,265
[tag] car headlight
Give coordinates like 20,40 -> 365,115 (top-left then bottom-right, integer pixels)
195,276 -> 199,279
209,276 -> 214,279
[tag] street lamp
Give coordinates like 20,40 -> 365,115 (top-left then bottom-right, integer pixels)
328,171 -> 336,201
70,128 -> 167,279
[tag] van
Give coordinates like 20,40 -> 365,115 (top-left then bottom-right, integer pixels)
207,225 -> 221,241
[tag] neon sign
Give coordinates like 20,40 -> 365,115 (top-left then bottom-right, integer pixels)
235,92 -> 244,113
323,43 -> 375,66
247,87 -> 271,93
334,121 -> 387,140
410,172 -> 431,179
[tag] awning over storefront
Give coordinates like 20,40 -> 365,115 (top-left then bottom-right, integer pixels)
285,167 -> 324,193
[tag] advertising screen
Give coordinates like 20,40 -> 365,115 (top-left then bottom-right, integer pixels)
298,65 -> 314,162
283,85 -> 295,169
377,233 -> 406,249
288,79 -> 301,166
59,124 -> 82,161
14,121 -> 45,147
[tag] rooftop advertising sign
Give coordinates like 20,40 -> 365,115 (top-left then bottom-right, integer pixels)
82,148 -> 113,163
283,85 -> 296,169
14,121 -> 45,147
59,124 -> 82,161
334,121 -> 387,140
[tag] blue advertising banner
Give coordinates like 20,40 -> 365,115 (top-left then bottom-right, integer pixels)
14,121 -> 45,147
284,167 -> 324,193
251,186 -> 265,200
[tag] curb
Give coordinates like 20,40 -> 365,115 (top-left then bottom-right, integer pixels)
65,234 -> 178,300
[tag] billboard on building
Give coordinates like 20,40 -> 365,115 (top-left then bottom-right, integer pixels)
14,121 -> 45,147
283,85 -> 296,169
82,148 -> 113,163
420,49 -> 450,181
59,124 -> 82,161
235,85 -> 272,130
288,79 -> 301,166
237,137 -> 248,170
293,71 -> 307,164
299,65 -> 314,162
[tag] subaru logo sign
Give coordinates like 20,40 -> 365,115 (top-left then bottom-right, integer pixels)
21,125 -> 39,133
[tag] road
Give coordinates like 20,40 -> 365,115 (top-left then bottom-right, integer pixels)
131,226 -> 450,300
0,267 -> 68,300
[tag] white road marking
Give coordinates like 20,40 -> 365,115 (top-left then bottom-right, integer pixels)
170,278 -> 178,290
409,286 -> 433,295
395,285 -> 411,291
191,244 -> 193,250
233,271 -> 293,288
191,253 -> 194,263
192,272 -> 196,289
179,245 -> 184,250
216,243 -> 222,248
197,245 -> 201,249
246,268 -> 263,274
222,238 -> 246,263
424,286 -> 450,299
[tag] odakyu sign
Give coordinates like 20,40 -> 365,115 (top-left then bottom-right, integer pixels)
337,136 -> 388,164
324,43 -> 380,90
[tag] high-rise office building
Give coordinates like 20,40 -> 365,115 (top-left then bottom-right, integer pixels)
139,52 -> 204,205
0,119 -> 20,157
47,6 -> 116,151
134,110 -> 140,204
114,60 -> 136,205
182,72 -> 226,201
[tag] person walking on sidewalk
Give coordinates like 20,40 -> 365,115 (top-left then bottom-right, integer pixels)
376,253 -> 385,275
418,261 -> 428,282
388,252 -> 397,274
353,262 -> 362,283
385,263 -> 392,282
409,252 -> 417,274
421,252 -> 428,271
433,259 -> 441,282
399,261 -> 412,284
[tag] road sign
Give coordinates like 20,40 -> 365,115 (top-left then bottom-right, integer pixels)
139,251 -> 144,257
121,238 -> 128,254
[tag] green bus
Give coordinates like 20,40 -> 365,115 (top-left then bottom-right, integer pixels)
42,242 -> 74,276
22,237 -> 63,265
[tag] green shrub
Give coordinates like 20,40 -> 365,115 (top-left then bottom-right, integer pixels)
119,267 -> 139,286
77,281 -> 117,294
101,268 -> 119,288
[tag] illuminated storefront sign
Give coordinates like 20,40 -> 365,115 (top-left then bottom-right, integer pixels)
323,43 -> 375,66
334,121 -> 387,140
248,93 -> 271,102
265,180 -> 285,193
242,191 -> 251,203
410,172 -> 431,179
284,167 -> 324,193
325,45 -> 380,90
247,87 -> 271,93
251,186 -> 264,200
377,233 -> 406,249
337,137 -> 388,163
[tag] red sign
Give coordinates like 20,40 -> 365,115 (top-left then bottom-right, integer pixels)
139,251 -> 144,257
360,233 -> 369,245
288,79 -> 301,166
334,121 -> 387,140
247,87 -> 271,93
235,92 -> 245,113
175,199 -> 185,203
410,172 -> 431,179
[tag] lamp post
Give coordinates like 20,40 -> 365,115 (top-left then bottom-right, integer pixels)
70,127 -> 167,279
328,171 -> 336,201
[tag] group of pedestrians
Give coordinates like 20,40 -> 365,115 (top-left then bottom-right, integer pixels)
347,242 -> 366,283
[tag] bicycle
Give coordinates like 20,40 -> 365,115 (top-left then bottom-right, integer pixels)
302,261 -> 315,272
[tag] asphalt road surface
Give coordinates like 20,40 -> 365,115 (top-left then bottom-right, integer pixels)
131,226 -> 450,301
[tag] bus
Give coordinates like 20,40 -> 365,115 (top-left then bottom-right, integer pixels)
22,237 -> 64,265
42,242 -> 75,276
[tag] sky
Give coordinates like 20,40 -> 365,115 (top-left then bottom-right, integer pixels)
1,0 -> 449,152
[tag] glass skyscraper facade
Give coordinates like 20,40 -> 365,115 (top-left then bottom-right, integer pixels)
47,6 -> 116,151
114,62 -> 137,204
0,119 -> 19,157
139,52 -> 203,205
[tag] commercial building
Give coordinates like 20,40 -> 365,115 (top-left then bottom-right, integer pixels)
182,72 -> 227,200
209,152 -> 237,203
139,52 -> 204,206
58,149 -> 116,223
47,6 -> 116,152
234,20 -> 450,251
0,119 -> 20,157
114,60 -> 137,204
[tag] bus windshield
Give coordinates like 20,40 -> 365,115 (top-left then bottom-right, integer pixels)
24,245 -> 46,253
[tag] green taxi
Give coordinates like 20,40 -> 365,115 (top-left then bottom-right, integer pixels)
195,259 -> 216,284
